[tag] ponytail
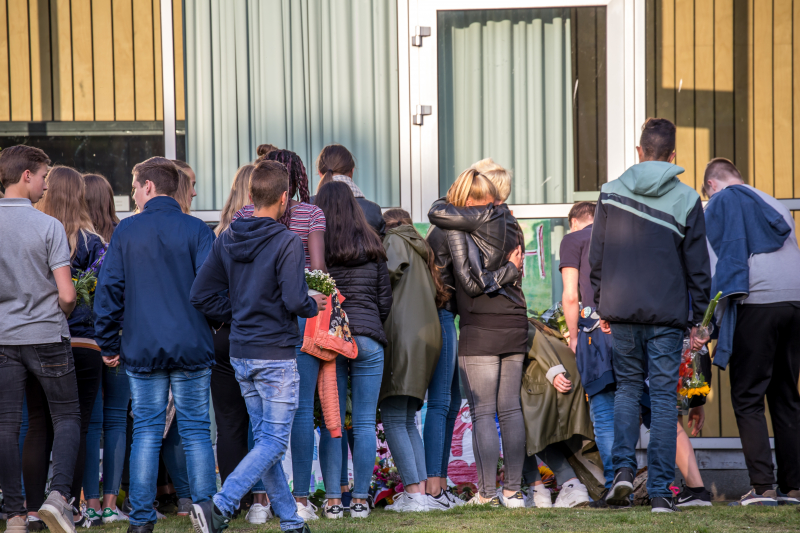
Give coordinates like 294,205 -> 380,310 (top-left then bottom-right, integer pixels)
315,144 -> 355,193
446,168 -> 498,207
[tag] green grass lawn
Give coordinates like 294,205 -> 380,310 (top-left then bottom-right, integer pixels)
17,505 -> 795,533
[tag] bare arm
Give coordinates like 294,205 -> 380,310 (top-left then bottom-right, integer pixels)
53,265 -> 77,316
561,267 -> 580,353
307,230 -> 327,273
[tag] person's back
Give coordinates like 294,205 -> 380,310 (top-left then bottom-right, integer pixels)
589,118 -> 711,513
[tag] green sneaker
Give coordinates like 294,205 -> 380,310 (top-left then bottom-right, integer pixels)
84,509 -> 103,527
102,507 -> 129,524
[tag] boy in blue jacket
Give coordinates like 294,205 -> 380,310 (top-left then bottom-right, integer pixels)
94,157 -> 217,533
189,160 -> 325,533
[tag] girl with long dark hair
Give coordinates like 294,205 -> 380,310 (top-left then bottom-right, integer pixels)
314,181 -> 392,519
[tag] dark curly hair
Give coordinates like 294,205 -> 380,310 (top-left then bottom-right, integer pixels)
265,149 -> 310,227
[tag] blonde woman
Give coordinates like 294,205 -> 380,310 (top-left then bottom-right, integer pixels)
172,160 -> 196,214
32,166 -> 107,527
216,164 -> 256,236
427,167 -> 526,508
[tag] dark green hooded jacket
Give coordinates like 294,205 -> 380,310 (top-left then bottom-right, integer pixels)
380,225 -> 442,406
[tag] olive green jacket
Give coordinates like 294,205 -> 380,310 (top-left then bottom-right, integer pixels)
380,225 -> 442,406
522,319 -> 606,500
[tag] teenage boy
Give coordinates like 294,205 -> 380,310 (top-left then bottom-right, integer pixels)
703,158 -> 800,506
189,160 -> 326,533
94,157 -> 217,533
559,201 -> 616,492
0,145 -> 81,533
589,118 -> 711,512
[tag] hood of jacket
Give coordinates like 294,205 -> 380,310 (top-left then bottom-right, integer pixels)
387,224 -> 429,261
226,216 -> 287,263
618,161 -> 685,197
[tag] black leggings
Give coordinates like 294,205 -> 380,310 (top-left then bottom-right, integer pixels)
23,347 -> 102,509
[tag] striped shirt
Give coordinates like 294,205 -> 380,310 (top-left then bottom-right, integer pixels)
232,202 -> 326,268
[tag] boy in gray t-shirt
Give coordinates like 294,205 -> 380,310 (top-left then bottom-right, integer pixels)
0,145 -> 82,533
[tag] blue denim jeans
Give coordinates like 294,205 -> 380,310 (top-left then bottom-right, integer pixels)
609,323 -> 683,498
381,395 -> 427,486
320,336 -> 384,499
127,368 -> 216,526
162,421 -> 191,498
83,364 -> 131,499
214,358 -> 303,532
423,309 -> 461,478
588,388 -> 615,489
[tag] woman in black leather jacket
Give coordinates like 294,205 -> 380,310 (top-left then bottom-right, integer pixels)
427,168 -> 527,507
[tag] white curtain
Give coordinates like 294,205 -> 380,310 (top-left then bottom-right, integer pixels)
185,0 -> 400,210
438,9 -> 575,204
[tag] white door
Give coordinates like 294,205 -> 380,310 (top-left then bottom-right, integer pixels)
400,0 -> 645,222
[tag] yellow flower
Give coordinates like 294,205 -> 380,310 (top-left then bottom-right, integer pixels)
687,385 -> 710,398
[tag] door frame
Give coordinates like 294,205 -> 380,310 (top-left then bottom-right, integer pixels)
397,0 -> 646,222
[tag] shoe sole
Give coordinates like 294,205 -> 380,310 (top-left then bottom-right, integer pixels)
651,508 -> 677,513
606,482 -> 634,506
188,505 -> 210,533
349,512 -> 370,518
38,504 -> 75,533
245,518 -> 267,524
676,500 -> 712,507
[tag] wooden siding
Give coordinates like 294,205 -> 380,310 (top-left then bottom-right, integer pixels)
647,0 -> 800,199
0,0 -> 184,123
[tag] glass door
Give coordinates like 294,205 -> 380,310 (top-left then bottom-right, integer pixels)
404,0 -> 645,221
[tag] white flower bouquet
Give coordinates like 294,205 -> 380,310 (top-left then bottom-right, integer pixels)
305,269 -> 336,297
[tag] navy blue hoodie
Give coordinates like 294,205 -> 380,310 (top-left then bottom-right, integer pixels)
190,216 -> 318,360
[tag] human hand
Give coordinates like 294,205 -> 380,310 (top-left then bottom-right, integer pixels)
509,246 -> 523,270
599,319 -> 611,334
103,355 -> 120,368
553,373 -> 572,393
690,326 -> 710,351
312,293 -> 328,314
687,406 -> 705,436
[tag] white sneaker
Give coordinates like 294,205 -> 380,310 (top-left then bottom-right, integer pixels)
245,503 -> 272,524
349,502 -> 370,518
321,500 -> 344,519
425,492 -> 452,511
385,492 -> 410,511
401,492 -> 428,512
554,480 -> 592,508
501,491 -> 526,509
532,484 -> 553,508
445,491 -> 466,507
295,500 -> 319,521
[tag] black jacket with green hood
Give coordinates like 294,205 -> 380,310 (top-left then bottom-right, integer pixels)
588,161 -> 711,329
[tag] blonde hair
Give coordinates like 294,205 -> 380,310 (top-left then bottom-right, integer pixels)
446,168 -> 498,207
36,166 -> 101,257
471,158 -> 512,203
216,164 -> 256,235
174,168 -> 194,214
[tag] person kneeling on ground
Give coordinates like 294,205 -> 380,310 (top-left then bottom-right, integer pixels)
189,160 -> 327,533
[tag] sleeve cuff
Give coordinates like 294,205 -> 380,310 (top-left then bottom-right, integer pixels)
545,364 -> 567,384
51,260 -> 71,270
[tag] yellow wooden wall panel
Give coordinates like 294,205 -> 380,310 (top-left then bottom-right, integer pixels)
656,0 -> 676,121
714,0 -> 734,162
92,0 -> 115,120
753,0 -> 772,195
113,0 -> 136,120
695,0 -> 714,191
9,0 -> 32,120
675,0 -> 695,189
71,0 -> 95,121
133,0 -> 156,120
174,0 -> 185,122
51,0 -> 73,121
29,0 -> 52,121
154,0 -> 163,121
0,0 -> 9,121
702,366 -> 721,437
773,0 -> 793,198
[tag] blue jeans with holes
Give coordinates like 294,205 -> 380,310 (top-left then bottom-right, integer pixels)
423,309 -> 461,479
213,358 -> 303,532
609,323 -> 683,499
381,395 -> 427,486
589,388 -> 616,489
320,336 -> 384,499
127,368 -> 216,526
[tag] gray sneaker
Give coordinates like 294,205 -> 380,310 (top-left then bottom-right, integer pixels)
177,499 -> 194,517
6,515 -> 28,533
38,491 -> 77,533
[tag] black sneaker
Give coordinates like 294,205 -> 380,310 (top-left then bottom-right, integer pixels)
588,490 -> 631,510
651,496 -> 680,513
155,494 -> 178,515
28,516 -> 49,532
675,485 -> 712,507
284,525 -> 312,533
606,468 -> 635,506
189,501 -> 229,533
126,524 -> 154,533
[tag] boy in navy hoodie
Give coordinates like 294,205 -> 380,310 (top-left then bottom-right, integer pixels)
189,160 -> 325,533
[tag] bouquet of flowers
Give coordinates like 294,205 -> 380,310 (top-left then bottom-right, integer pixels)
305,269 -> 336,296
677,291 -> 721,409
72,249 -> 108,308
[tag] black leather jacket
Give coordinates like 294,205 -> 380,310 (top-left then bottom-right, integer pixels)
428,198 -> 524,305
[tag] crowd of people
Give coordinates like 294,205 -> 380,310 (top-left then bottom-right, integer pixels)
0,117 -> 798,533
